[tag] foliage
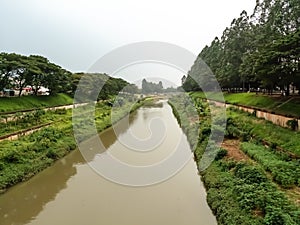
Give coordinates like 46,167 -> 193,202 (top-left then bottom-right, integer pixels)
226,109 -> 300,157
0,53 -> 133,100
0,96 -> 149,192
183,0 -> 300,95
215,148 -> 228,160
192,91 -> 300,118
241,142 -> 300,188
0,53 -> 72,96
141,79 -> 163,94
202,160 -> 300,224
287,119 -> 298,130
0,125 -> 75,191
71,73 -> 131,101
170,95 -> 300,224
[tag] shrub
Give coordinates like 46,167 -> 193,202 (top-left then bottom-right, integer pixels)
241,142 -> 300,187
234,163 -> 268,184
0,162 -> 5,170
45,147 -> 64,160
264,206 -> 297,225
3,150 -> 21,163
55,108 -> 67,114
287,119 -> 298,131
215,148 -> 227,160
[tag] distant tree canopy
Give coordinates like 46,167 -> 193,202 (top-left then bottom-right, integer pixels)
70,73 -> 134,101
0,52 -> 72,96
183,0 -> 300,95
142,79 -> 164,94
0,52 -> 134,100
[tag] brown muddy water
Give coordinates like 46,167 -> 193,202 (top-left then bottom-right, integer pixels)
0,100 -> 216,225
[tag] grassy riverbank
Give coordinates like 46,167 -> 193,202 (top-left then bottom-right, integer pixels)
0,97 -> 150,193
169,94 -> 300,225
0,108 -> 72,138
190,92 -> 300,118
0,93 -> 73,113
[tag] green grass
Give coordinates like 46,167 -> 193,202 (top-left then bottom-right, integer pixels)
0,94 -> 73,113
240,142 -> 300,188
0,109 -> 71,138
227,109 -> 300,157
202,161 -> 300,225
224,93 -> 276,107
190,92 -> 300,117
0,124 -> 76,192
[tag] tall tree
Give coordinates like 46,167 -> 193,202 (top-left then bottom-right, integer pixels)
184,0 -> 300,95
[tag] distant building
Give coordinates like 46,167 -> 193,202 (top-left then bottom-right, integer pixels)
23,87 -> 32,95
2,89 -> 15,97
37,87 -> 50,95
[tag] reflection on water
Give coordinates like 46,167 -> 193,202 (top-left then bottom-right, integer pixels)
79,110 -> 138,162
0,150 -> 81,225
0,100 -> 216,225
0,110 -> 138,225
142,102 -> 164,108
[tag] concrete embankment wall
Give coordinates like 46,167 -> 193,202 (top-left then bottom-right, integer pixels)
209,100 -> 300,131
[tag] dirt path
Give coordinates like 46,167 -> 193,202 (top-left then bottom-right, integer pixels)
282,186 -> 300,207
221,139 -> 250,161
222,139 -> 300,207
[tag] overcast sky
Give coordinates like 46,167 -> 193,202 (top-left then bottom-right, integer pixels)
0,0 -> 256,85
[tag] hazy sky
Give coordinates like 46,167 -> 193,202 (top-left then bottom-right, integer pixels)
0,0 -> 256,85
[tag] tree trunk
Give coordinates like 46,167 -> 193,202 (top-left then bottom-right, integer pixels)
18,89 -> 23,97
286,84 -> 290,96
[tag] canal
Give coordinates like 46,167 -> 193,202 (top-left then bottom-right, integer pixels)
0,100 -> 216,225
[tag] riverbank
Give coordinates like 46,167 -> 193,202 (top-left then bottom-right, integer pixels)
168,94 -> 300,225
190,92 -> 300,118
0,98 -> 217,225
0,93 -> 73,113
0,97 -> 150,193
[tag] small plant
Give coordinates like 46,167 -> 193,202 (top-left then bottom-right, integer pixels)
55,108 -> 67,114
286,119 -> 298,131
215,148 -> 227,160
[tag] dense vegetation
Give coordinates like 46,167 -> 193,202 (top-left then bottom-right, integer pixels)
141,79 -> 164,94
0,114 -> 75,192
226,108 -> 300,157
71,72 -> 136,100
169,93 -> 300,225
141,78 -> 177,94
240,142 -> 300,188
0,53 -> 136,101
0,108 -> 60,138
0,55 -> 145,192
0,53 -> 72,96
183,0 -> 300,95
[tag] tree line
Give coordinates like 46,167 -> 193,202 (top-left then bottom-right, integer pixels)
141,78 -> 177,93
0,53 -> 72,96
71,72 -> 136,101
0,52 -> 134,99
142,79 -> 163,94
183,0 -> 300,95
